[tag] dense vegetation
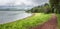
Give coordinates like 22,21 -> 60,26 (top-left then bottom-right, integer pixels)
26,0 -> 60,14
26,3 -> 51,14
57,14 -> 60,29
49,0 -> 60,13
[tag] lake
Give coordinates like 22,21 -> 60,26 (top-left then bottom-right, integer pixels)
0,11 -> 32,24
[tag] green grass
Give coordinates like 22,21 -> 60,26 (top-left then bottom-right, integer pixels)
0,13 -> 51,29
56,14 -> 60,29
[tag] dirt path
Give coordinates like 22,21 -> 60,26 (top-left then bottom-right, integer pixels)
31,14 -> 57,29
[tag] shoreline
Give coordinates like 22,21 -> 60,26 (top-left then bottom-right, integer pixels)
0,13 -> 35,24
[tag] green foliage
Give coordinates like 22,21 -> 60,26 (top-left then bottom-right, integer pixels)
27,0 -> 60,13
56,14 -> 60,29
44,3 -> 51,13
28,3 -> 51,14
0,13 -> 51,29
49,0 -> 59,7
49,0 -> 60,13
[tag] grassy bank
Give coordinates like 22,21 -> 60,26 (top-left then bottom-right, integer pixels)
0,13 -> 51,29
56,14 -> 60,29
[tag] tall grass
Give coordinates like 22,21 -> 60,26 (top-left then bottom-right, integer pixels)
56,14 -> 60,29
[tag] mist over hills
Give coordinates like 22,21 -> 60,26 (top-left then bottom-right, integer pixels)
0,5 -> 32,11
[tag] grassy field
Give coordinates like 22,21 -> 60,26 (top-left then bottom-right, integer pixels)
56,14 -> 60,29
0,13 -> 51,29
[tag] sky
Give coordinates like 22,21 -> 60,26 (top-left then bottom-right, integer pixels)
0,0 -> 49,9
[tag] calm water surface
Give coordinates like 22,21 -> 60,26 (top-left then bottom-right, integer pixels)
0,11 -> 32,24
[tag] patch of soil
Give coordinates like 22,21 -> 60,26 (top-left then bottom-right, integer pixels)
30,14 -> 57,29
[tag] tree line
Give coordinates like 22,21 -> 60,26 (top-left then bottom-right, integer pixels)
26,0 -> 60,14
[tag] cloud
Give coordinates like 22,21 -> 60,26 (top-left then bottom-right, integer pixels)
0,0 -> 15,5
0,0 -> 49,9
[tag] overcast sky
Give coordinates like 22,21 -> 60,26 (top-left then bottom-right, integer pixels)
0,0 -> 49,9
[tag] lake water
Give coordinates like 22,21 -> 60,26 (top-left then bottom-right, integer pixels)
0,11 -> 32,24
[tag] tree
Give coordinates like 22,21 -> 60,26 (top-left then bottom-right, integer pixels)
49,0 -> 60,13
